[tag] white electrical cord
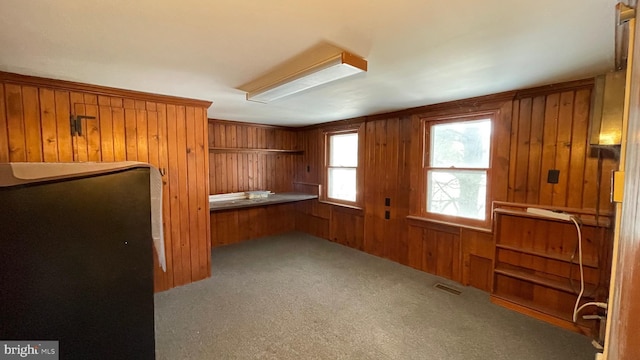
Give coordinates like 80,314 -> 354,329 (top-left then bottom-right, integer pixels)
571,216 -> 584,322
570,217 -> 609,322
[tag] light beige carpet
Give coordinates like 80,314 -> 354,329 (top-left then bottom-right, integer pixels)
155,232 -> 596,359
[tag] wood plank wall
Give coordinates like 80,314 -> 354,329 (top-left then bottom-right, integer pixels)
210,204 -> 296,247
208,120 -> 299,247
208,120 -> 297,194
508,87 -> 617,211
294,80 -> 617,293
0,73 -> 211,292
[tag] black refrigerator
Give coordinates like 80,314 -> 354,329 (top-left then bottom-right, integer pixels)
0,164 -> 156,360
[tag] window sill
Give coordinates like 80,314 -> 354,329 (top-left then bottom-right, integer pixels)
318,200 -> 363,211
406,215 -> 492,233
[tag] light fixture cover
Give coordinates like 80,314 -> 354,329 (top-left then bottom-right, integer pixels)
244,50 -> 367,103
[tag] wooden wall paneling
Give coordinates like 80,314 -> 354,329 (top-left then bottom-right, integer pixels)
97,96 -> 114,162
492,101 -> 513,202
0,85 -> 8,162
208,120 -> 298,194
330,207 -> 364,250
211,204 -> 295,248
513,98 -> 532,203
175,106 -> 193,285
165,104 -> 185,286
21,86 -> 42,162
123,99 -> 138,161
461,228 -> 494,291
39,88 -> 58,162
81,94 -> 101,162
5,84 -> 27,162
526,96 -> 545,204
196,107 -> 211,279
408,221 -> 461,281
53,90 -> 73,162
71,93 -> 87,162
383,118 -> 401,262
553,91 -> 576,207
185,106 -> 210,281
110,97 -> 126,162
539,93 -> 560,206
407,225 -> 423,270
211,210 -> 235,247
226,125 -> 237,192
134,100 -> 148,163
468,255 -> 493,291
422,228 -> 439,274
408,116 -> 422,215
567,88 -> 591,208
395,116 -> 413,265
507,100 -> 520,203
185,107 -> 201,280
363,120 -> 384,257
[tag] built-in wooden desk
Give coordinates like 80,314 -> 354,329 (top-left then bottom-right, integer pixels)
209,192 -> 318,247
209,192 -> 317,212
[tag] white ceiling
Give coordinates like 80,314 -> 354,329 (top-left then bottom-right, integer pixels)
0,0 -> 616,126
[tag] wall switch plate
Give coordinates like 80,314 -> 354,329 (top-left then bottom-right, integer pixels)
384,210 -> 390,219
385,198 -> 391,206
526,207 -> 572,221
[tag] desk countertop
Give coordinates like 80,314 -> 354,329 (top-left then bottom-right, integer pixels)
209,192 -> 318,212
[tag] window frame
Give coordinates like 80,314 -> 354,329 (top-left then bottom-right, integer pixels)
421,111 -> 497,229
322,125 -> 364,208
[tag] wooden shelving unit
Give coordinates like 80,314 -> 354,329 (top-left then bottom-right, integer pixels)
490,202 -> 611,335
209,147 -> 303,154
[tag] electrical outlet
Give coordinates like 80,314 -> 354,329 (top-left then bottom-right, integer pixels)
526,208 -> 572,221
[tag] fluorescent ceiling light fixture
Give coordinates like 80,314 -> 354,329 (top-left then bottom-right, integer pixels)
243,50 -> 367,103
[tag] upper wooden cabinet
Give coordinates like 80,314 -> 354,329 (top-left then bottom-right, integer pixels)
0,72 -> 212,292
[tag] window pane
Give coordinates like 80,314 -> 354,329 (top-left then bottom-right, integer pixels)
328,168 -> 356,202
427,170 -> 487,220
430,119 -> 491,168
330,133 -> 358,167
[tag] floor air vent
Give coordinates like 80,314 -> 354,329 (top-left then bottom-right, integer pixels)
434,283 -> 461,295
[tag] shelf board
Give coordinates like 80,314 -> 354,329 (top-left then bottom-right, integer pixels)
494,266 -> 597,295
495,244 -> 599,268
493,208 -> 609,227
209,147 -> 303,154
490,294 -> 592,335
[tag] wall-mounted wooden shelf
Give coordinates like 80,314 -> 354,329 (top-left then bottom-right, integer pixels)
208,147 -> 303,154
491,202 -> 611,336
494,266 -> 596,295
495,243 -> 599,268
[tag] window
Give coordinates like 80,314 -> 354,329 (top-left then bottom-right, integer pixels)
425,117 -> 492,224
325,130 -> 359,205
